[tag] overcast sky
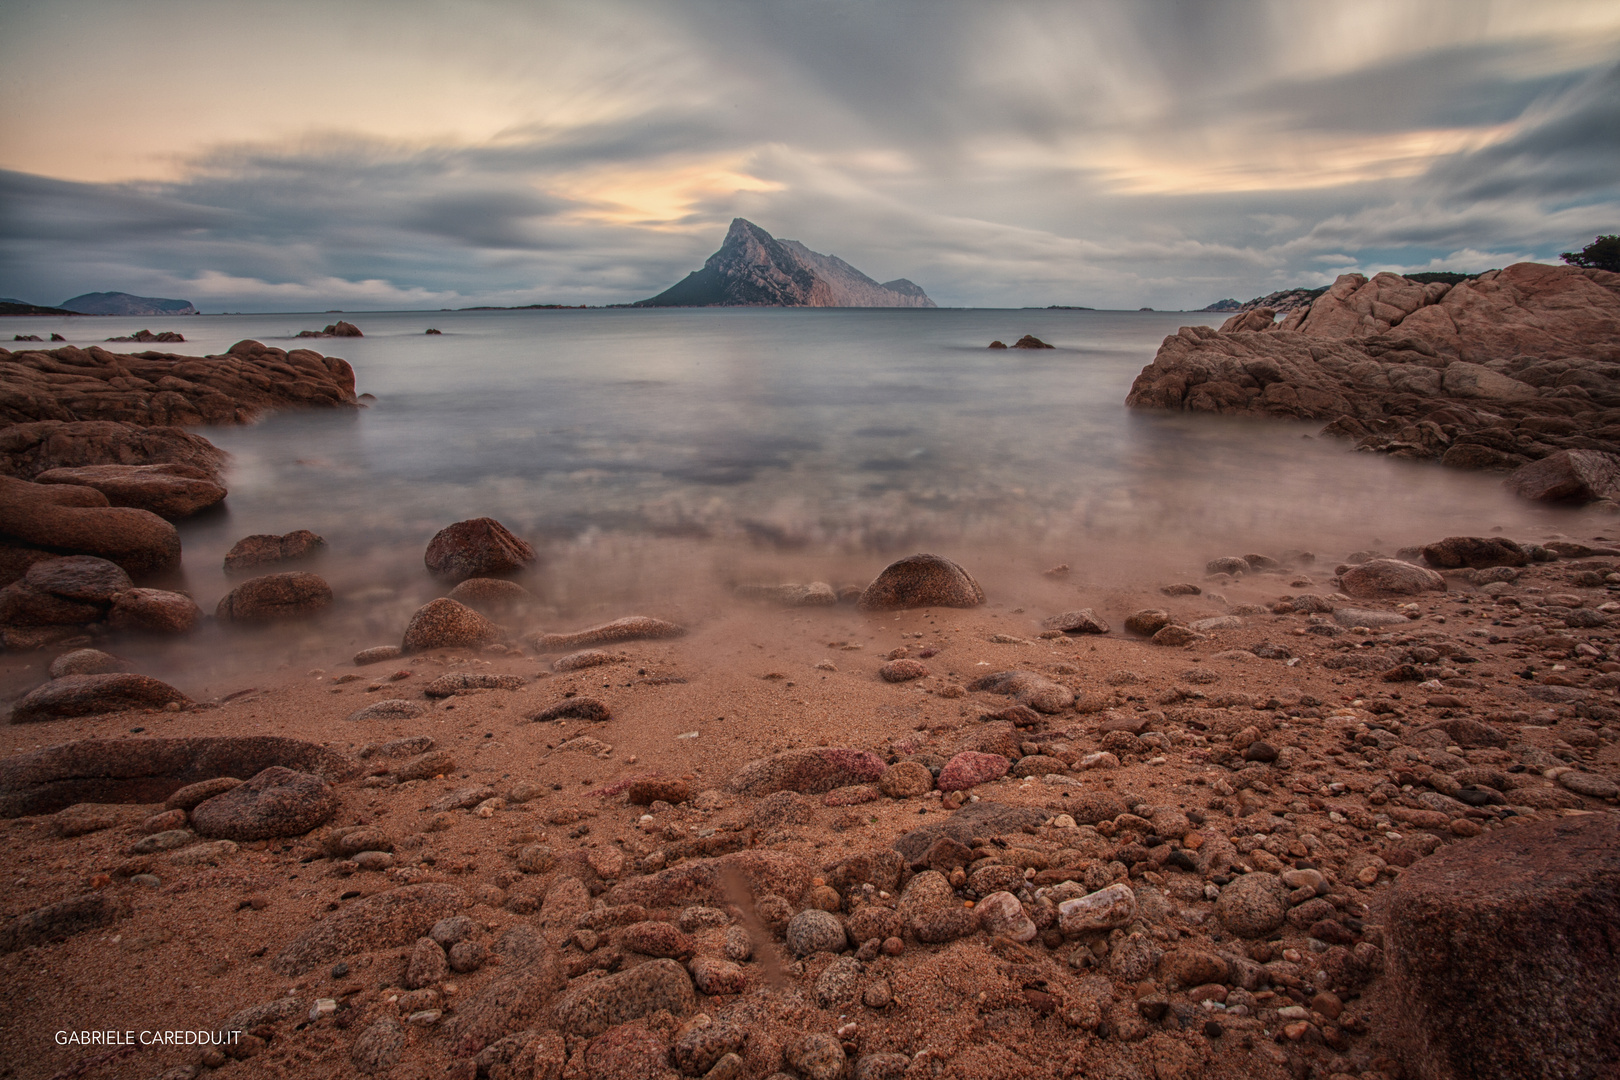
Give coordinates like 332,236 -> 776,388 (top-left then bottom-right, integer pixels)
1,0 -> 1617,310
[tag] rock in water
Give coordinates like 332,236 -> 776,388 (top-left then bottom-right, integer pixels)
9,672 -> 191,723
223,530 -> 325,571
447,577 -> 535,613
190,766 -> 338,840
46,648 -> 127,678
1507,449 -> 1620,504
1384,813 -> 1620,1080
858,553 -> 984,610
0,476 -> 180,576
401,597 -> 499,651
423,517 -> 535,581
529,615 -> 686,652
32,463 -> 225,519
1339,559 -> 1445,597
107,588 -> 201,633
215,572 -> 333,621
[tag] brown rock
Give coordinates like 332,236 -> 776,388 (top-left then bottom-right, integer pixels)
0,420 -> 226,482
216,572 -> 333,621
857,553 -> 985,610
1124,609 -> 1172,636
627,777 -> 690,805
271,883 -> 463,975
0,892 -> 127,953
1385,813 -> 1620,1080
165,777 -> 242,811
424,517 -> 536,581
190,766 -> 338,840
222,530 -> 325,572
890,800 -> 1046,863
728,747 -> 887,795
33,463 -> 225,519
46,648 -> 127,678
936,751 -> 1009,791
552,649 -> 621,672
1215,873 -> 1287,938
107,588 -> 201,633
447,577 -> 535,613
9,672 -> 191,723
618,920 -> 693,958
878,658 -> 929,682
1151,625 -> 1202,646
1507,449 -> 1620,504
1041,608 -> 1110,634
445,927 -> 566,1057
585,1021 -> 672,1080
965,669 -> 1074,712
528,698 -> 610,726
422,672 -> 526,697
606,850 -> 813,909
402,597 -> 499,651
1419,536 -> 1530,569
529,615 -> 686,652
0,734 -> 353,816
0,475 -> 180,575
879,761 -> 933,798
1340,559 -> 1446,597
552,958 -> 694,1038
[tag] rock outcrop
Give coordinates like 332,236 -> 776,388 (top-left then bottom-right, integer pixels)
635,219 -> 935,308
33,463 -> 225,518
1126,264 -> 1620,500
0,339 -> 358,428
0,420 -> 227,483
0,476 -> 181,576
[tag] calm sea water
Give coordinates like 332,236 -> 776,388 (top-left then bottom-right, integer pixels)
6,306 -> 1593,677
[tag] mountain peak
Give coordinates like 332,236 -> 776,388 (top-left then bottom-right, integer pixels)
637,222 -> 934,308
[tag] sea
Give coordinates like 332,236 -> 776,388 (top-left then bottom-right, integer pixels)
5,306 -> 1594,682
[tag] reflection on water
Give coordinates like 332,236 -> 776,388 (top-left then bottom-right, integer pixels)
10,306 -> 1601,690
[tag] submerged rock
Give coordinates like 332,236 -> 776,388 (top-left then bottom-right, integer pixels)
529,616 -> 686,652
402,597 -> 499,651
9,672 -> 191,723
223,530 -> 325,572
423,517 -> 535,581
216,572 -> 333,621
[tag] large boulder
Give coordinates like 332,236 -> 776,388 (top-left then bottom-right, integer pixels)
0,735 -> 355,816
402,597 -> 500,651
33,463 -> 225,519
728,747 -> 887,796
0,476 -> 180,575
858,553 -> 984,610
0,420 -> 226,481
1384,813 -> 1620,1080
0,555 -> 131,626
1507,450 -> 1620,504
223,530 -> 325,572
191,766 -> 338,840
1420,536 -> 1530,569
1339,559 -> 1446,597
215,572 -> 333,621
423,517 -> 536,581
8,672 -> 191,724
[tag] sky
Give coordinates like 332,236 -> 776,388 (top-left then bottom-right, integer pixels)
1,0 -> 1617,311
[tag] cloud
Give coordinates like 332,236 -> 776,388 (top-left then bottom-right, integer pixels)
1,0 -> 1617,310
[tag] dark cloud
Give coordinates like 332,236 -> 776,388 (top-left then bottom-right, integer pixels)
1,1 -> 1617,310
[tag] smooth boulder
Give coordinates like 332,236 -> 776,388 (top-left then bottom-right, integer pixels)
191,766 -> 339,841
33,463 -> 225,519
402,597 -> 500,651
1339,559 -> 1445,598
424,517 -> 536,581
0,475 -> 180,576
107,588 -> 201,633
857,553 -> 984,610
215,572 -> 333,621
9,672 -> 191,724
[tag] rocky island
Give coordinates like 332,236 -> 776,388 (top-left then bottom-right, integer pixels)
636,219 -> 935,308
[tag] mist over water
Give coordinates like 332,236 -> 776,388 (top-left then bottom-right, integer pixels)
12,307 -> 1600,689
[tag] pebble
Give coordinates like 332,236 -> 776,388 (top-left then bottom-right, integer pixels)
786,908 -> 848,956
1058,883 -> 1137,934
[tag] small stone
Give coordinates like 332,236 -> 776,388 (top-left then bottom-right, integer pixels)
879,659 -> 929,682
1041,609 -> 1110,634
1151,625 -> 1202,647
353,645 -> 403,666
1124,609 -> 1172,636
879,761 -> 933,798
405,936 -> 449,989
786,908 -> 847,957
1058,883 -> 1136,934
1215,873 -> 1287,938
976,891 -> 1036,941
788,1033 -> 849,1080
47,648 -> 127,679
688,955 -> 747,996
936,751 -> 1009,792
